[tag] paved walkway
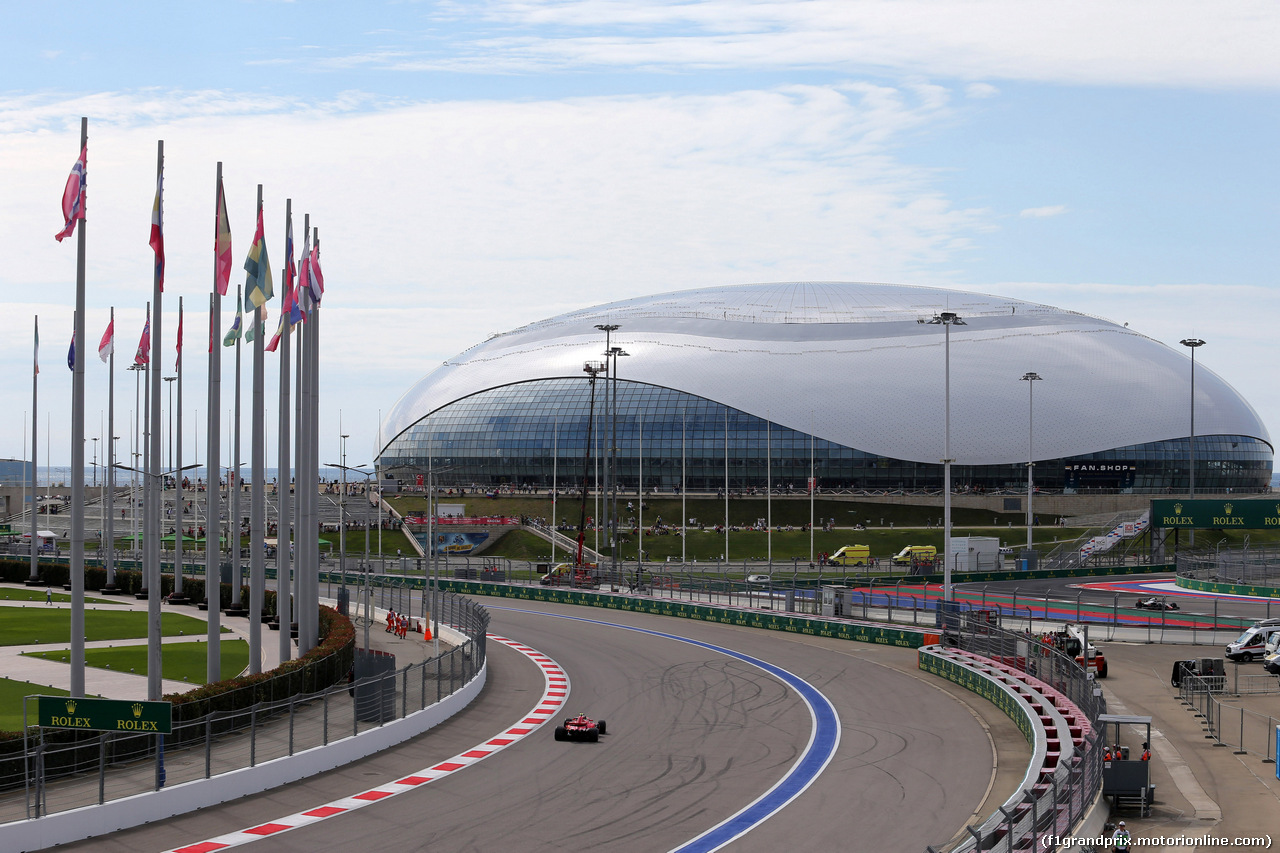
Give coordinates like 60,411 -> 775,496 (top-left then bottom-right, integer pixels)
0,585 -> 291,700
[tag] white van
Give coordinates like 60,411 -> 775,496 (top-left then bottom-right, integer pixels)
1261,631 -> 1280,675
1225,618 -> 1280,662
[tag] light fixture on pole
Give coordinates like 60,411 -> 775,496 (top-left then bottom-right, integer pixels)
925,311 -> 965,602
1180,337 -> 1205,548
594,324 -> 619,576
1020,372 -> 1042,555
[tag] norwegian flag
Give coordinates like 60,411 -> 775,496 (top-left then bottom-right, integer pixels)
54,144 -> 87,242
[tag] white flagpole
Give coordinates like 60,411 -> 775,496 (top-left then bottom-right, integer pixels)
104,307 -> 117,591
68,117 -> 88,697
206,289 -> 221,678
276,198 -> 293,662
295,215 -> 312,653
767,414 -> 771,568
249,185 -> 266,674
230,286 -> 243,612
174,295 -> 186,601
304,226 -> 322,654
293,217 -> 306,619
29,317 -> 38,584
147,140 -> 164,701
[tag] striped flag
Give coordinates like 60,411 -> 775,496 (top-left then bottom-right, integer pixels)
306,235 -> 324,306
223,293 -> 243,347
265,315 -> 285,353
243,206 -> 273,308
215,177 -> 233,296
284,214 -> 295,295
98,319 -> 114,363
150,172 -> 165,291
34,318 -> 39,376
54,144 -> 87,242
175,307 -> 183,371
135,315 -> 151,365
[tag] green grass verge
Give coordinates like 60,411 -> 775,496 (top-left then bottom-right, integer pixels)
22,639 -> 249,684
0,610 -> 226,647
0,587 -> 127,606
0,677 -> 73,731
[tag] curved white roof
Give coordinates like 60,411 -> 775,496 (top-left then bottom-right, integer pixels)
382,282 -> 1270,465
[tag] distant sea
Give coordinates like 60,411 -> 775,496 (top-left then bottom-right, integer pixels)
22,466 -> 352,489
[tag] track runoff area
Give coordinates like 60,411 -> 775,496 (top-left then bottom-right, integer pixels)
163,613 -> 840,853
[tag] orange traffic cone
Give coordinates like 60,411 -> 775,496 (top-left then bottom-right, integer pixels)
423,621 -> 432,641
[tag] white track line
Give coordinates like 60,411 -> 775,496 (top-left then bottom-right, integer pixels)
164,635 -> 566,853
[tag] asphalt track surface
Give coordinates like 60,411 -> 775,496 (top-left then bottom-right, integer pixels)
65,600 -> 996,853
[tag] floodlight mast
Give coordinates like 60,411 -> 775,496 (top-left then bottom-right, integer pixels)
926,311 -> 965,602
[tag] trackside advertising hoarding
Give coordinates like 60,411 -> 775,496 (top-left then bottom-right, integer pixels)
1151,499 -> 1280,530
35,696 -> 172,733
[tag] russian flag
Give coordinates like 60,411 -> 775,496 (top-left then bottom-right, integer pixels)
135,317 -> 150,365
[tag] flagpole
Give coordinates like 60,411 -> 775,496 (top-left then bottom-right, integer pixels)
147,139 -> 165,702
69,116 -> 88,698
303,225 -> 321,655
294,215 -> 307,617
206,162 -> 226,676
276,198 -> 293,662
29,316 -> 38,584
249,184 -> 266,674
206,288 -> 221,676
173,295 -> 187,603
104,307 -> 117,592
140,305 -> 151,594
229,286 -> 244,614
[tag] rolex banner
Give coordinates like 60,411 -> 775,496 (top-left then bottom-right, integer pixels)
1151,499 -> 1280,530
36,695 -> 172,733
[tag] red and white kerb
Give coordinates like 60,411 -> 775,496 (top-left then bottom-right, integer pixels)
164,635 -> 567,853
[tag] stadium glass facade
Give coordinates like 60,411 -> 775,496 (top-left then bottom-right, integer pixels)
378,379 -> 1273,493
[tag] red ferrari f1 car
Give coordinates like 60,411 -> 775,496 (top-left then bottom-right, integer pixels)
554,713 -> 607,742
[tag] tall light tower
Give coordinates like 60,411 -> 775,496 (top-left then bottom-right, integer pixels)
1020,372 -> 1042,555
1180,337 -> 1205,547
926,311 -> 965,601
595,323 -> 619,575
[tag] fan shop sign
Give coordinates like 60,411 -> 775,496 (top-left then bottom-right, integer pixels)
36,696 -> 172,734
1151,499 -> 1280,530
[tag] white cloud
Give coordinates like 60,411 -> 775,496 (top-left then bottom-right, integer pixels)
386,0 -> 1280,88
965,82 -> 999,99
1019,205 -> 1067,219
0,83 -> 990,464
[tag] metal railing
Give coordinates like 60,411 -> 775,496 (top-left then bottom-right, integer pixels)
928,615 -> 1107,853
1178,546 -> 1280,590
1176,668 -> 1280,762
1,588 -> 488,824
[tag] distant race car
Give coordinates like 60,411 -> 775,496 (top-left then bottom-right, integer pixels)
1135,597 -> 1180,611
554,713 -> 607,742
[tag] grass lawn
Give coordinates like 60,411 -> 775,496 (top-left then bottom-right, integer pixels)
0,586 -> 126,606
0,677 -> 74,731
22,639 -> 250,684
0,610 -> 225,647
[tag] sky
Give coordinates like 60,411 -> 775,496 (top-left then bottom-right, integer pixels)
0,0 -> 1277,473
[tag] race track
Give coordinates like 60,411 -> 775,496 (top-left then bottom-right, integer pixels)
65,601 -> 997,853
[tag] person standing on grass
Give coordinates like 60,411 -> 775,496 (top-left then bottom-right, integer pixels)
46,587 -> 53,605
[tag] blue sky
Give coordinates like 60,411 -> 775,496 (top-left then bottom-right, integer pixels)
1,1 -> 1277,469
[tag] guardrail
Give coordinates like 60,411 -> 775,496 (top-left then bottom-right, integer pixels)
923,615 -> 1106,852
0,586 -> 488,828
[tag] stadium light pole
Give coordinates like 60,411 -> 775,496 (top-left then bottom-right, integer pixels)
1181,337 -> 1205,547
926,311 -> 965,602
1021,372 -> 1042,555
595,323 -> 620,576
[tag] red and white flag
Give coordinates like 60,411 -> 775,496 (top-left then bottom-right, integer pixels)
98,319 -> 114,363
54,144 -> 87,242
175,308 -> 183,371
135,316 -> 151,365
